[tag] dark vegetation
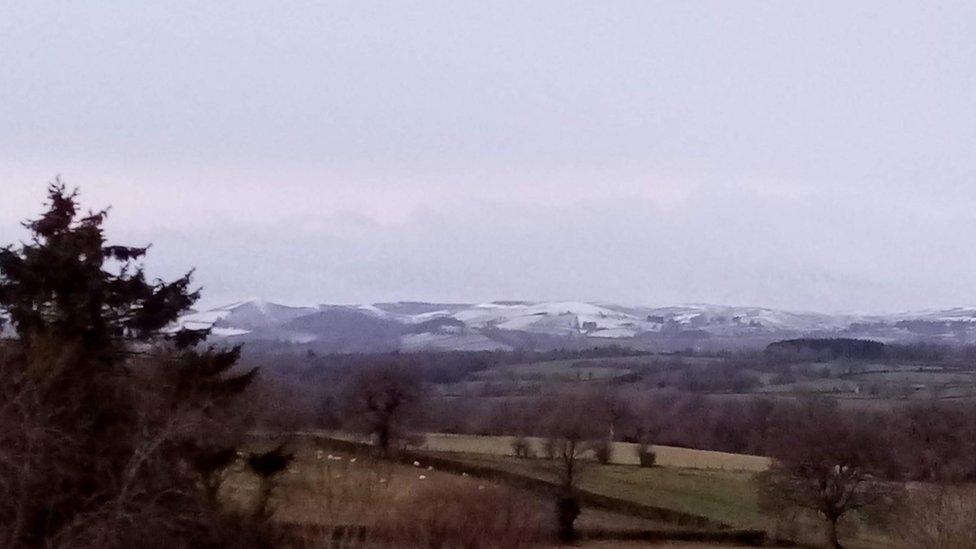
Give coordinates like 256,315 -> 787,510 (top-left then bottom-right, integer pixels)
250,340 -> 976,484
252,345 -> 650,384
765,338 -> 887,361
0,185 -> 281,547
342,363 -> 424,454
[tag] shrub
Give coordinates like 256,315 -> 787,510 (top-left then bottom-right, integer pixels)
637,444 -> 657,468
512,436 -> 534,458
893,487 -> 976,548
543,438 -> 558,460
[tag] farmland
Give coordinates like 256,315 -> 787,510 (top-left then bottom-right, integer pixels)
426,349 -> 976,419
417,433 -> 772,471
249,432 -> 903,548
405,443 -> 899,548
441,454 -> 763,528
223,438 -> 719,546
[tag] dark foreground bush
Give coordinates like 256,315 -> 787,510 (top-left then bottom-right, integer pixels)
637,443 -> 657,467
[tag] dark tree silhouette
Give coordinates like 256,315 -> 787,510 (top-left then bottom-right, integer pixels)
182,443 -> 239,505
246,445 -> 294,521
0,182 -> 255,546
342,362 -> 423,455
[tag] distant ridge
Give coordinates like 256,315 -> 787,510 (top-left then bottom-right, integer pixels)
175,299 -> 976,354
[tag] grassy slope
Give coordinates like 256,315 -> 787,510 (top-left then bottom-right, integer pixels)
442,454 -> 899,549
449,455 -> 761,528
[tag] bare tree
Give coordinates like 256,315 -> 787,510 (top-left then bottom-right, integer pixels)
541,395 -> 602,542
342,362 -> 423,455
586,386 -> 631,464
759,401 -> 901,549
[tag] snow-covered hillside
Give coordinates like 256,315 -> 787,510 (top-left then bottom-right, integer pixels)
175,299 -> 976,353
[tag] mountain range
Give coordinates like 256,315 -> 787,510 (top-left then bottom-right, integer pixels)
177,299 -> 976,354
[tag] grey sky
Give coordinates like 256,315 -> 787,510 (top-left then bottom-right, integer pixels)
1,2 -> 975,312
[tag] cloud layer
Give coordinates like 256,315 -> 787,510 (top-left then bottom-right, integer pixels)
2,2 -> 975,312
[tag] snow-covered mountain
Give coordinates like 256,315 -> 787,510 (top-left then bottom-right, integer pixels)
175,299 -> 976,353
180,299 -> 318,337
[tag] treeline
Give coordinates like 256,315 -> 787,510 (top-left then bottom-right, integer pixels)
249,345 -> 650,385
765,338 -> 976,365
765,338 -> 886,361
421,392 -> 976,483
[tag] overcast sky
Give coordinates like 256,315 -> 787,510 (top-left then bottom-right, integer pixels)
2,2 -> 975,313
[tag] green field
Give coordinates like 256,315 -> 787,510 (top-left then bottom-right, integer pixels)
449,454 -> 763,528
418,451 -> 897,549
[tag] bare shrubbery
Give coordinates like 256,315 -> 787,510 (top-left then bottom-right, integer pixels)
372,481 -> 544,549
0,344 -> 262,548
893,487 -> 976,548
245,446 -> 547,549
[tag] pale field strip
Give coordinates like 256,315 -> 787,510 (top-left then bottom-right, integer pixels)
296,431 -> 772,473
418,433 -> 772,472
295,431 -> 772,471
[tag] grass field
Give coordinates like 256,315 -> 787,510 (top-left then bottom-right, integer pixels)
435,453 -> 900,549
412,446 -> 903,549
442,454 -> 763,528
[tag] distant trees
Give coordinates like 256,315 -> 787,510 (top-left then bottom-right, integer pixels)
765,338 -> 886,361
0,183 -> 255,547
401,370 -> 976,485
759,401 -> 901,549
341,362 -> 424,454
675,364 -> 763,393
